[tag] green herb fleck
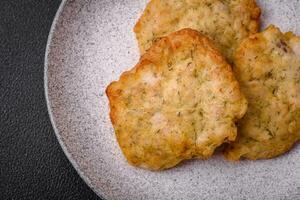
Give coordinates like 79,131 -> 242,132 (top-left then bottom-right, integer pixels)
168,61 -> 173,71
266,128 -> 274,138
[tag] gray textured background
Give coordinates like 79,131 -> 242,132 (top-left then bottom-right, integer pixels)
0,0 -> 100,199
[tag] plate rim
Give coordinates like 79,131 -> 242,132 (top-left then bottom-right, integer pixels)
44,0 -> 106,199
44,1 -> 300,199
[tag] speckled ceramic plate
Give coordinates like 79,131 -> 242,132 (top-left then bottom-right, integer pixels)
45,1 -> 300,199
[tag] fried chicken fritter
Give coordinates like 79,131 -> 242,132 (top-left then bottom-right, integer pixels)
225,25 -> 300,160
134,0 -> 261,62
107,29 -> 247,170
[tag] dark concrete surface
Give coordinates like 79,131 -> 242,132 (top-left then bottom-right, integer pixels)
0,1 -> 101,199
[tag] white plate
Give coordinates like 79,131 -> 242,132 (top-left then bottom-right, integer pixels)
45,0 -> 300,199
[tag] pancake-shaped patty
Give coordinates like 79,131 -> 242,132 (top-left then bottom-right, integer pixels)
134,0 -> 261,62
225,25 -> 300,160
106,29 -> 247,170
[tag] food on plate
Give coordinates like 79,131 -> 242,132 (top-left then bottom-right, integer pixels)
106,29 -> 247,170
134,0 -> 261,62
224,25 -> 300,160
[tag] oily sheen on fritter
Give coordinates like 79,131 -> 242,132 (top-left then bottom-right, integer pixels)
134,0 -> 261,62
107,29 -> 247,170
225,25 -> 300,160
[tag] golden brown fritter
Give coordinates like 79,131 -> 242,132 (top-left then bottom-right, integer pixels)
134,0 -> 261,62
107,29 -> 247,170
224,25 -> 300,161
